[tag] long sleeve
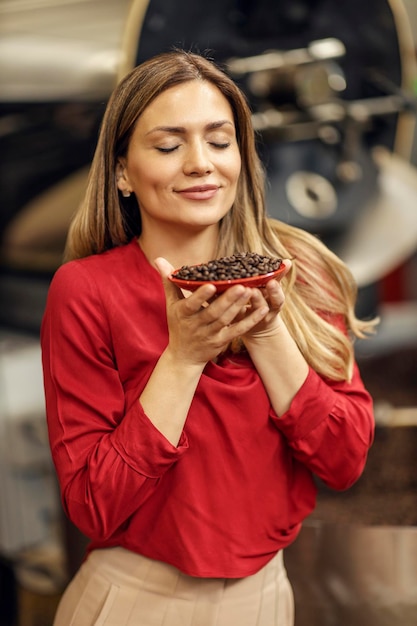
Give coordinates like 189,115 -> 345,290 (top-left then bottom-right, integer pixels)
41,258 -> 188,542
270,364 -> 375,490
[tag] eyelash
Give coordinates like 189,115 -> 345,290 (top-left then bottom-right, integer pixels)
157,142 -> 230,153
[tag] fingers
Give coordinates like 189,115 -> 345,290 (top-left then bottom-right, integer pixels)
154,256 -> 175,279
198,255 -> 292,325
154,257 -> 185,311
258,258 -> 292,311
281,258 -> 292,277
154,257 -> 215,309
154,255 -> 290,338
202,285 -> 253,329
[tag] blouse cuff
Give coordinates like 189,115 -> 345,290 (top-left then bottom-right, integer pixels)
112,401 -> 189,478
269,367 -> 335,441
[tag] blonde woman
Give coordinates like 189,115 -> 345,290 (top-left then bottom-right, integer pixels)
41,49 -> 376,626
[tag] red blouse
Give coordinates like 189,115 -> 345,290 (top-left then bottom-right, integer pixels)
41,239 -> 374,578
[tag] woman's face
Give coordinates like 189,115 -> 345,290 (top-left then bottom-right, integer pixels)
117,80 -> 241,235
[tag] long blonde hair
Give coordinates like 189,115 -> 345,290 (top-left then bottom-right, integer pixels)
65,49 -> 377,381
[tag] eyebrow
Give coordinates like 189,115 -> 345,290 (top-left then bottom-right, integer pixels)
146,120 -> 234,136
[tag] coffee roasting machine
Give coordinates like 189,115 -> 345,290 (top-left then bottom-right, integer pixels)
2,0 -> 417,320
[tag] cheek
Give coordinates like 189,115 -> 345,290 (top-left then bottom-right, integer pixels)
229,162 -> 241,190
132,170 -> 173,212
230,151 -> 242,182
128,166 -> 166,193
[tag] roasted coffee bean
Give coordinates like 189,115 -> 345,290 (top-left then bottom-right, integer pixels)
174,252 -> 283,281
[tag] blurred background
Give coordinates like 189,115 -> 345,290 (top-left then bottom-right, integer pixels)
0,1 -> 417,625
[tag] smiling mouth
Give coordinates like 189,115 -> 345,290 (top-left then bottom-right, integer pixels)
176,185 -> 219,200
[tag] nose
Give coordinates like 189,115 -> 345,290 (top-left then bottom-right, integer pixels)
183,140 -> 214,176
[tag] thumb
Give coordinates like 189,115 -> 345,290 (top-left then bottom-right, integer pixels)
281,258 -> 292,278
154,256 -> 175,279
154,257 -> 184,302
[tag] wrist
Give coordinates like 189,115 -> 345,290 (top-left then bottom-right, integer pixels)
162,346 -> 207,377
244,315 -> 286,343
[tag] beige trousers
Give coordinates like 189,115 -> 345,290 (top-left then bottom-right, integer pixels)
53,547 -> 294,626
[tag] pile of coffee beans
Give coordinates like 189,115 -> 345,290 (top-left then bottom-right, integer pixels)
173,252 -> 283,281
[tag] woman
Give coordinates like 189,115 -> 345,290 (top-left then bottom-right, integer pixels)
41,49 -> 376,626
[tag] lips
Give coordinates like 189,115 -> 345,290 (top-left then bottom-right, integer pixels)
176,184 -> 219,200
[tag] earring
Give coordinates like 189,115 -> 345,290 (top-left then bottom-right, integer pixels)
122,190 -> 131,198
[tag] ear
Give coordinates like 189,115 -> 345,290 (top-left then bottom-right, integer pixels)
115,159 -> 132,195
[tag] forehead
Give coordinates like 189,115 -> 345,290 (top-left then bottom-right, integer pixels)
139,80 -> 235,128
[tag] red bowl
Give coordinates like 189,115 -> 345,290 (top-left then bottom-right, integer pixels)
168,263 -> 286,293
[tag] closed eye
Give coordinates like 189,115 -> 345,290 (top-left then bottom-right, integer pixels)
157,146 -> 179,153
157,142 -> 230,153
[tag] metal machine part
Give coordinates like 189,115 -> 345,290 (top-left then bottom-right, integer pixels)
1,0 -> 417,307
135,0 -> 416,241
1,1 -> 416,285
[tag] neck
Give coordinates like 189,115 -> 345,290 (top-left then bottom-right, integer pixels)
138,224 -> 220,269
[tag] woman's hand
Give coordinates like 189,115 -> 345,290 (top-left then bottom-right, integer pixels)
151,258 -> 301,432
240,259 -> 292,340
155,257 -> 270,366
